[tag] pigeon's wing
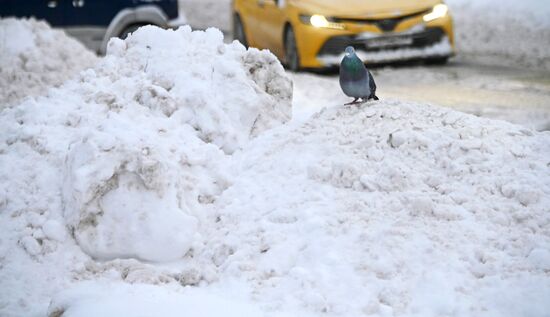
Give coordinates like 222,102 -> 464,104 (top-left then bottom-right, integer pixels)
368,70 -> 377,93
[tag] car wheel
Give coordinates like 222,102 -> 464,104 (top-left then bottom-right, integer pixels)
118,24 -> 146,39
284,26 -> 300,71
425,56 -> 449,65
233,14 -> 248,48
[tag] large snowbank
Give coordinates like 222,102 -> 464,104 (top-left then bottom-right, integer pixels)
0,18 -> 98,109
2,24 -> 291,261
0,25 -> 291,316
447,0 -> 550,69
205,101 -> 550,316
39,101 -> 550,317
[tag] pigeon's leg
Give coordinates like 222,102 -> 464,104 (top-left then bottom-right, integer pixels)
344,98 -> 360,105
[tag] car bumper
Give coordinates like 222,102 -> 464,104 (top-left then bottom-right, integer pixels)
167,15 -> 187,28
295,15 -> 454,68
318,28 -> 453,66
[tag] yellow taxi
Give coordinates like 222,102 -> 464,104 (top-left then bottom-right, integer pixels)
232,0 -> 454,70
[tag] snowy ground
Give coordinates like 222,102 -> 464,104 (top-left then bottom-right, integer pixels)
1,18 -> 550,317
210,101 -> 550,317
1,1 -> 550,316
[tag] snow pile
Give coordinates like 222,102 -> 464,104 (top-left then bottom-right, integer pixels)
0,18 -> 98,109
40,101 -> 550,317
0,24 -> 291,315
58,27 -> 290,261
4,24 -> 290,261
447,0 -> 550,69
204,101 -> 550,316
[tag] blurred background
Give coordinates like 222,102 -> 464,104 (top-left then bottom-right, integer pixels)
1,0 -> 549,130
180,0 -> 550,130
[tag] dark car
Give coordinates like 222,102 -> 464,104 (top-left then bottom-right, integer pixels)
0,0 -> 186,53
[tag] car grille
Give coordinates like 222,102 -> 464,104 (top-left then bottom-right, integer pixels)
318,27 -> 446,56
332,8 -> 432,32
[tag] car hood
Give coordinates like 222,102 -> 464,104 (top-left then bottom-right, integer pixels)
290,0 -> 441,19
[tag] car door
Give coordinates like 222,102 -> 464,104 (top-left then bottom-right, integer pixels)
256,0 -> 285,58
61,0 -> 125,52
0,0 -> 64,25
237,0 -> 262,48
251,0 -> 273,49
61,0 -> 122,27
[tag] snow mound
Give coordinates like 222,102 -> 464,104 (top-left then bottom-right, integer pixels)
447,0 -> 550,70
0,25 -> 292,265
207,101 -> 550,316
0,18 -> 98,109
105,25 -> 291,153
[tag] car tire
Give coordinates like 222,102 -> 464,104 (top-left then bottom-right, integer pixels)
233,14 -> 248,48
118,24 -> 146,39
425,56 -> 449,65
284,26 -> 300,71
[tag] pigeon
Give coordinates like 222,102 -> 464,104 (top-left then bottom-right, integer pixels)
339,46 -> 379,105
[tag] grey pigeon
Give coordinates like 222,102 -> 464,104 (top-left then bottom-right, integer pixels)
339,46 -> 378,105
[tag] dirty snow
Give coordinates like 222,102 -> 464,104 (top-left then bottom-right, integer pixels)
0,18 -> 98,109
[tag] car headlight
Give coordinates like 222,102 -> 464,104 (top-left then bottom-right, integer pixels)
299,14 -> 345,30
423,4 -> 448,22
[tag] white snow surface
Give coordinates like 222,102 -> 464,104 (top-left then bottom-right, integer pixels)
46,281 -> 267,317
0,18 -> 98,109
207,102 -> 550,317
1,23 -> 550,317
446,0 -> 550,70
